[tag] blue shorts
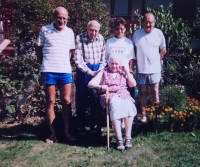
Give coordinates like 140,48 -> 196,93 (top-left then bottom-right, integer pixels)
137,73 -> 161,85
40,72 -> 72,85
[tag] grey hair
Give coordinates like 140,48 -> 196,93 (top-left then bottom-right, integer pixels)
108,54 -> 123,66
87,20 -> 101,28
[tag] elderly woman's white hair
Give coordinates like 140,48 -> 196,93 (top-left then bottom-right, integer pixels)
108,54 -> 124,66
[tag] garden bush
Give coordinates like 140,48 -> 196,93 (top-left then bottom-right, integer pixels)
160,86 -> 187,111
0,56 -> 45,122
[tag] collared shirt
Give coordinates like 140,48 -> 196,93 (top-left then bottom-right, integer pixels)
75,32 -> 106,74
35,23 -> 75,73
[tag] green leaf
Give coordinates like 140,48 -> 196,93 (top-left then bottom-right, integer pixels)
5,105 -> 16,113
33,74 -> 38,79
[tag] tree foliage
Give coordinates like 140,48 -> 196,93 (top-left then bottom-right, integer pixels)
12,0 -> 110,55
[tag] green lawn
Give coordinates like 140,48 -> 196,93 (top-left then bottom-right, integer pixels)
0,123 -> 200,167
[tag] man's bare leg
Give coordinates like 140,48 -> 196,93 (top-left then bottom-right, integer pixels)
150,83 -> 159,103
45,85 -> 56,143
139,84 -> 148,122
60,83 -> 75,141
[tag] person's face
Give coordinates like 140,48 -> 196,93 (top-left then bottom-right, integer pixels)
53,10 -> 68,31
143,14 -> 155,33
87,23 -> 100,41
114,24 -> 126,39
109,58 -> 120,73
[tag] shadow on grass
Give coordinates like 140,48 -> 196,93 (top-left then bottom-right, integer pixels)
0,113 -> 170,148
0,113 -> 115,148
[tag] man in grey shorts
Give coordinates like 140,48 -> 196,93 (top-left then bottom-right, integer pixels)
132,12 -> 166,122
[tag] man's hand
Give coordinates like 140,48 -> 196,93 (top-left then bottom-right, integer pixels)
89,70 -> 100,77
160,47 -> 166,60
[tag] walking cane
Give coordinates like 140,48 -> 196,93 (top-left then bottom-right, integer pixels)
106,88 -> 110,151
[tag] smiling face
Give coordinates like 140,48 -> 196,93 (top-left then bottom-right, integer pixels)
108,56 -> 122,73
114,24 -> 126,39
143,13 -> 156,33
53,7 -> 68,31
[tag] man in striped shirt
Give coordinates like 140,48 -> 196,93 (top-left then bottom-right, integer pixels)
35,6 -> 75,143
75,20 -> 106,135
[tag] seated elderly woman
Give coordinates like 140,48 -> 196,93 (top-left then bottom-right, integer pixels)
88,54 -> 137,150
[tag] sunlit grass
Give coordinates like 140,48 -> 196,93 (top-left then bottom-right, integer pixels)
0,130 -> 200,167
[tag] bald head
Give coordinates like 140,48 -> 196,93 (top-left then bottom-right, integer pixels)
53,7 -> 68,31
144,13 -> 155,22
143,12 -> 156,33
87,20 -> 101,41
53,7 -> 68,17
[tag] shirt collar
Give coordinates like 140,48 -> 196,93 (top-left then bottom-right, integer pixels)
50,23 -> 67,32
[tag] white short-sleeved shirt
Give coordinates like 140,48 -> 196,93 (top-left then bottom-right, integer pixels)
105,37 -> 135,68
35,23 -> 75,73
132,28 -> 166,74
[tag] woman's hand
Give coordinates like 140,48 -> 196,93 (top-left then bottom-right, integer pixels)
100,85 -> 108,92
120,64 -> 129,74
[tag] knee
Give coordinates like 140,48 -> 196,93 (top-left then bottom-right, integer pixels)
46,98 -> 56,106
62,96 -> 71,105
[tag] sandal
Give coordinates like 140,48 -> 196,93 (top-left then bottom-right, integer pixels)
45,135 -> 56,144
125,139 -> 132,148
117,140 -> 125,150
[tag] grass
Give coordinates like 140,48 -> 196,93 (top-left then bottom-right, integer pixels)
0,123 -> 200,167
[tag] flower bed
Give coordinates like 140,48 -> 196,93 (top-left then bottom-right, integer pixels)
145,97 -> 200,132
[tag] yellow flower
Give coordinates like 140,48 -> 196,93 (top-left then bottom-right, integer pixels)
164,108 -> 169,112
190,112 -> 193,115
179,112 -> 183,116
171,114 -> 174,118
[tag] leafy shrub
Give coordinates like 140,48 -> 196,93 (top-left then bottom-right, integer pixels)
160,86 -> 187,111
0,56 -> 45,121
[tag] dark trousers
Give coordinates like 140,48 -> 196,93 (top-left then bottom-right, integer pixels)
75,64 -> 100,130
